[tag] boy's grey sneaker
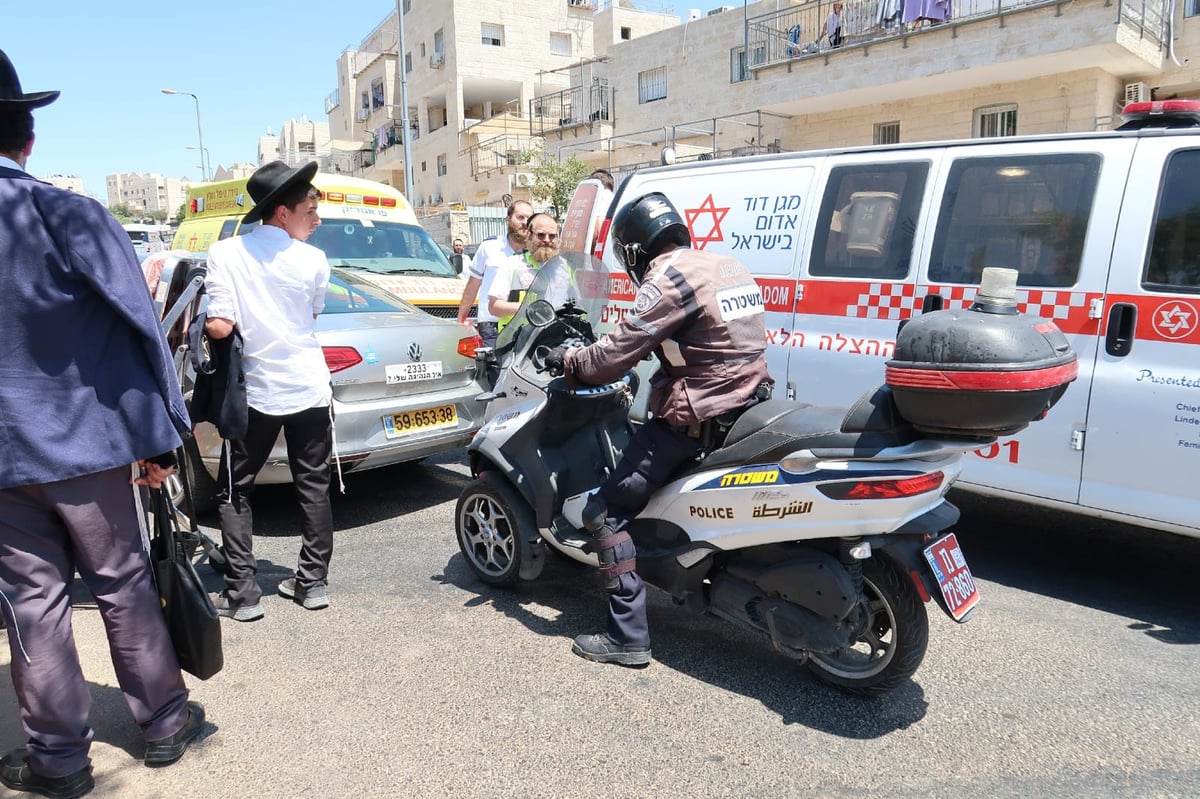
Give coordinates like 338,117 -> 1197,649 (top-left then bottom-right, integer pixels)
209,592 -> 264,622
278,578 -> 329,610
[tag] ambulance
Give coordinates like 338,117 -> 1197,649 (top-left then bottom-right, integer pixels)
173,173 -> 467,317
569,101 -> 1200,540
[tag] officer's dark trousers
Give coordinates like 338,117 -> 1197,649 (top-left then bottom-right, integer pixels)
598,420 -> 702,647
218,405 -> 333,606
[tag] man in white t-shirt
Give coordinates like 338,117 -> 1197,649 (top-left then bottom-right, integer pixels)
455,200 -> 533,349
203,160 -> 335,621
487,213 -> 570,326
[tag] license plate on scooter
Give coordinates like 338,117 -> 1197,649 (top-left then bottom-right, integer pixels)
923,533 -> 979,622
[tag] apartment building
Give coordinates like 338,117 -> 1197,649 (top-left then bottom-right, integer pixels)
566,0 -> 1189,171
39,174 -> 86,194
105,172 -> 191,215
327,0 -> 1189,210
325,0 -> 677,208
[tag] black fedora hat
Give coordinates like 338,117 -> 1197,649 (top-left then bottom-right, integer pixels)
242,160 -> 319,224
0,49 -> 59,109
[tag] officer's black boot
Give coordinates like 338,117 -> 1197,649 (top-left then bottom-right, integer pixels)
571,524 -> 651,667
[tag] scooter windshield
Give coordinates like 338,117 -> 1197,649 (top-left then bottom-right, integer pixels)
494,251 -> 609,351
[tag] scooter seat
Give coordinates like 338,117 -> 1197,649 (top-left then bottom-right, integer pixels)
696,385 -> 917,472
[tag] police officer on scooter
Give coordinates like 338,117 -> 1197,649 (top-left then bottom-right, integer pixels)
545,192 -> 772,667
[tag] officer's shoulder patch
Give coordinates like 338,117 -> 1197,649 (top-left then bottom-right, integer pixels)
633,283 -> 664,315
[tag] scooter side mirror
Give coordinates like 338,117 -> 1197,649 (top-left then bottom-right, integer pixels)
526,299 -> 556,327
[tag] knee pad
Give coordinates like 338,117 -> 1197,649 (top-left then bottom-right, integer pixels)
589,525 -> 636,592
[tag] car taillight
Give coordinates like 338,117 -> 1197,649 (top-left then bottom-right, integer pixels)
323,346 -> 363,373
458,335 -> 482,359
593,218 -> 611,261
817,471 -> 945,500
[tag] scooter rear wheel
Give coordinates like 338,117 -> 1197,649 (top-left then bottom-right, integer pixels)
805,556 -> 929,697
456,471 -> 534,587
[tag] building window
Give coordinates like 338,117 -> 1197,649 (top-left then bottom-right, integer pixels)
1187,0 -> 1200,15
434,29 -> 445,53
420,42 -> 426,58
621,26 -> 632,39
421,161 -> 427,173
437,154 -> 448,177
402,0 -> 411,12
730,47 -> 748,83
482,23 -> 504,47
405,53 -> 412,74
638,66 -> 667,104
975,104 -> 1018,138
550,32 -> 572,55
371,78 -> 385,110
874,121 -> 900,145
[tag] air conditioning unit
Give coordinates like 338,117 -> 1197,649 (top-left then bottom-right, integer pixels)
706,4 -> 735,15
568,0 -> 592,7
512,172 -> 535,189
356,108 -> 370,122
1125,81 -> 1150,104
430,52 -> 445,69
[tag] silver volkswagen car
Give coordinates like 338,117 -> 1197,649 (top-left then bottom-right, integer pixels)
154,254 -> 485,512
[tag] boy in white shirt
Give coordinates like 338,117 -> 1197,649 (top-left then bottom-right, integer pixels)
203,161 -> 335,621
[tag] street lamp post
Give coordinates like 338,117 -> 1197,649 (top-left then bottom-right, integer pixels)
162,88 -> 208,181
185,145 -> 210,178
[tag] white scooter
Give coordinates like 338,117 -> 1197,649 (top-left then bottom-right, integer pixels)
455,258 -> 1074,695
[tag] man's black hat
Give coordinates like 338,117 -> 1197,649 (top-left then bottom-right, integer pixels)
0,49 -> 59,109
242,160 -> 319,224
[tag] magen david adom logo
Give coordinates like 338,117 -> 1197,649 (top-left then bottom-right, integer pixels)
1152,300 -> 1198,340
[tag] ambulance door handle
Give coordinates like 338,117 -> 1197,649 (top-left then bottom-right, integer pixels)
1105,302 -> 1136,357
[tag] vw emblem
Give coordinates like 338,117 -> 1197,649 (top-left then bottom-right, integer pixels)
407,342 -> 423,362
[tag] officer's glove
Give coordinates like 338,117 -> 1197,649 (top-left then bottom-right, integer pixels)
543,345 -> 569,377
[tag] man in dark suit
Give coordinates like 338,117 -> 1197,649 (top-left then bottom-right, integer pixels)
0,50 -> 206,799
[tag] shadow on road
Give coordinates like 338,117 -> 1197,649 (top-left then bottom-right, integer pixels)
951,491 -> 1200,645
436,550 -> 929,739
194,452 -> 472,537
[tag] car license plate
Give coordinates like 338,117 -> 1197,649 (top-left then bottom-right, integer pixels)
386,361 -> 444,384
382,404 -> 458,438
922,533 -> 979,622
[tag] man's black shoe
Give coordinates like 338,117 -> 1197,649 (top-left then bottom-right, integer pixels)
0,749 -> 93,799
144,701 -> 206,766
571,633 -> 652,667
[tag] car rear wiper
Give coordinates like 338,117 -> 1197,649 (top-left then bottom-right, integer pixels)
380,269 -> 440,276
329,263 -> 372,270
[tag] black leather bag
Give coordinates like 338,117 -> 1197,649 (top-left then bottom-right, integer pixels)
149,487 -> 224,680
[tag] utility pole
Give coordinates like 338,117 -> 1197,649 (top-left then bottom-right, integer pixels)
395,0 -> 415,202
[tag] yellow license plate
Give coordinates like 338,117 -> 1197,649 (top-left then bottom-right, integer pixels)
383,404 -> 458,438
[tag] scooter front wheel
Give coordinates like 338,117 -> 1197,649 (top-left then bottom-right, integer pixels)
805,556 -> 929,697
455,471 -> 534,587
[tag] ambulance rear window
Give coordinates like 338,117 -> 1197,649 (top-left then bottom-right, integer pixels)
1145,148 -> 1200,293
929,154 -> 1099,288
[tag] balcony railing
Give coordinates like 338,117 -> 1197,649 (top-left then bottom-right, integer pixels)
461,133 -> 542,177
745,0 -> 1168,72
529,81 -> 613,136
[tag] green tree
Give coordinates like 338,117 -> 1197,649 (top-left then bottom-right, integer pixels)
148,208 -> 169,223
106,203 -> 141,224
531,155 -> 592,220
173,203 -> 187,225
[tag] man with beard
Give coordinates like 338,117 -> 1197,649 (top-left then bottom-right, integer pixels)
486,213 -> 565,326
456,200 -> 533,349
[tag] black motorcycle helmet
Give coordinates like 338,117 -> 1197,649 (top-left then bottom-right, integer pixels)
611,192 -> 691,286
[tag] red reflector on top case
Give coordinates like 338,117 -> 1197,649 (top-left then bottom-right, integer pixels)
885,360 -> 1078,391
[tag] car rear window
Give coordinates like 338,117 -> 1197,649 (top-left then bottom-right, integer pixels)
321,270 -> 416,314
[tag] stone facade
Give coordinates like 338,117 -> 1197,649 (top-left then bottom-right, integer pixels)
105,172 -> 190,216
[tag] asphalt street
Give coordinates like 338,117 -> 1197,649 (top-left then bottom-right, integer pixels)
3,449 -> 1199,798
